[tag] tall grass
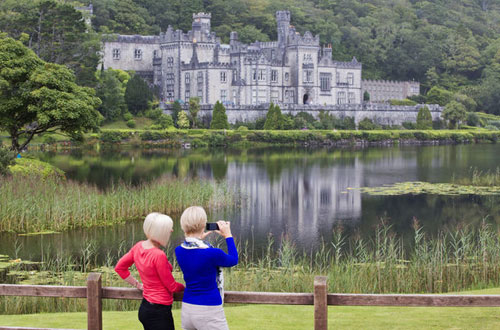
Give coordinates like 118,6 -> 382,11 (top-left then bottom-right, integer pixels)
454,167 -> 500,186
0,175 -> 233,233
2,220 -> 500,314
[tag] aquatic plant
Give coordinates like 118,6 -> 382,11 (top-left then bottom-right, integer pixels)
0,175 -> 234,233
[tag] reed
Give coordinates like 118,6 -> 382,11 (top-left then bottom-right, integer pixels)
2,219 -> 500,315
0,175 -> 233,233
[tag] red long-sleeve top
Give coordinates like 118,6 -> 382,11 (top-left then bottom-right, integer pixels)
115,241 -> 185,305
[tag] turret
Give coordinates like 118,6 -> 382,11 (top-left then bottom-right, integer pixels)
276,11 -> 291,46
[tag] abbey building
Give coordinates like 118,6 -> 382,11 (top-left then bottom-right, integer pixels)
101,11 -> 362,106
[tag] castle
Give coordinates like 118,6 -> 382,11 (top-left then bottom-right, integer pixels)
101,11 -> 363,107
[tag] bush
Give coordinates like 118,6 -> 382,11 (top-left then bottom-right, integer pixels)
402,121 -> 416,129
126,119 -> 136,128
99,131 -> 130,143
485,125 -> 499,131
123,113 -> 133,121
9,158 -> 65,180
389,99 -> 417,106
177,111 -> 190,129
358,118 -> 379,130
416,106 -> 432,129
140,131 -> 167,141
237,126 -> 249,131
158,114 -> 174,129
145,108 -> 163,120
211,101 -> 230,129
0,147 -> 15,176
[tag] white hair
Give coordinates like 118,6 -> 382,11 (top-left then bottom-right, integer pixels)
180,206 -> 207,235
143,212 -> 173,247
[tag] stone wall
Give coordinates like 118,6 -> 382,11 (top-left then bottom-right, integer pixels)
164,103 -> 443,125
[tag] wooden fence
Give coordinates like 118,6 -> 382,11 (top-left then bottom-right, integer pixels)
2,273 -> 500,330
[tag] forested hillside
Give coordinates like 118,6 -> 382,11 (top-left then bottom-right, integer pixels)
1,0 -> 499,114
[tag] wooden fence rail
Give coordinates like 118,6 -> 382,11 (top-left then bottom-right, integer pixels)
2,273 -> 500,330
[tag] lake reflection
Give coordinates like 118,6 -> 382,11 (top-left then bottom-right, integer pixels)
1,144 -> 499,263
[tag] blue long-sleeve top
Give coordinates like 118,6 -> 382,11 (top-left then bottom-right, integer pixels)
175,237 -> 238,306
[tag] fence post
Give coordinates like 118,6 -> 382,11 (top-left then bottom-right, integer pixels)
314,276 -> 328,330
87,273 -> 103,330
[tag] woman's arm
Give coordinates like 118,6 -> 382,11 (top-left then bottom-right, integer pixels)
213,237 -> 238,267
115,248 -> 143,290
155,253 -> 185,293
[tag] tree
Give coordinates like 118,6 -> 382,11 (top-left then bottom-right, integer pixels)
426,87 -> 453,106
0,0 -> 101,86
171,100 -> 182,126
124,75 -> 153,115
0,36 -> 101,154
363,91 -> 370,102
188,97 -> 200,128
0,146 -> 15,176
95,70 -> 126,121
442,101 -> 467,129
210,101 -> 229,129
416,106 -> 433,129
264,103 -> 284,130
177,110 -> 190,129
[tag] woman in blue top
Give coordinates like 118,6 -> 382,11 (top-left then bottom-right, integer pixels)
175,206 -> 238,330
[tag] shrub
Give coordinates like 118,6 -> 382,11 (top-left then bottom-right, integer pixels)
123,113 -> 133,121
485,125 -> 499,131
99,131 -> 130,143
389,99 -> 417,106
177,111 -> 190,129
9,158 -> 65,180
126,119 -> 136,128
416,106 -> 432,129
264,103 -> 285,130
237,126 -> 249,131
488,120 -> 500,129
145,108 -> 162,120
158,114 -> 174,129
140,131 -> 166,141
0,147 -> 15,176
358,118 -> 379,130
402,121 -> 416,129
361,130 -> 393,141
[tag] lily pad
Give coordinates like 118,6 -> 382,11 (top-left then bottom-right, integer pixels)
359,181 -> 500,196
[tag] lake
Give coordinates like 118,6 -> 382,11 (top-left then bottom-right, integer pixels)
1,144 -> 499,264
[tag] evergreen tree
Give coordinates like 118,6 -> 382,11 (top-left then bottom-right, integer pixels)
264,103 -> 284,130
188,97 -> 200,128
124,75 -> 153,115
177,110 -> 190,129
171,100 -> 182,126
210,101 -> 229,129
363,91 -> 370,102
416,106 -> 433,129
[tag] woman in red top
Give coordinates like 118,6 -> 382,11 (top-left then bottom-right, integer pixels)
115,212 -> 185,330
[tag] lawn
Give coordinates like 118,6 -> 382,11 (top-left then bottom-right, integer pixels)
1,292 -> 500,329
100,117 -> 154,130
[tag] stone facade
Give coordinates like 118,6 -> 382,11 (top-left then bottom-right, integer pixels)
101,11 -> 363,106
362,79 -> 420,102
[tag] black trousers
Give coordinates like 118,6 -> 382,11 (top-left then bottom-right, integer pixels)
138,298 -> 175,330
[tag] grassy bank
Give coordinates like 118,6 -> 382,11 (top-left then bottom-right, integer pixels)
0,174 -> 233,233
2,221 -> 500,314
91,128 -> 500,148
1,303 -> 500,330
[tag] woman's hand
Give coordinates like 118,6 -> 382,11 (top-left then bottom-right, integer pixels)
136,282 -> 144,291
216,220 -> 232,238
200,231 -> 213,240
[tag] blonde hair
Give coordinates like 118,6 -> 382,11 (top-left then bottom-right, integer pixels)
143,212 -> 173,247
180,206 -> 207,235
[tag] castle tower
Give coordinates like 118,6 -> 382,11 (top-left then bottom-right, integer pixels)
276,11 -> 290,46
192,13 -> 212,34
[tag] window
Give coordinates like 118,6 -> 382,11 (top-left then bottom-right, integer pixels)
166,73 -> 174,101
185,73 -> 190,84
220,71 -> 227,83
347,72 -> 354,85
112,48 -> 120,60
303,70 -> 313,83
348,92 -> 355,104
320,73 -> 331,92
221,90 -> 227,102
153,50 -> 158,58
271,50 -> 275,60
337,91 -> 346,104
285,90 -> 295,103
259,89 -> 267,103
303,53 -> 313,62
134,49 -> 142,60
185,89 -> 190,101
185,73 -> 190,101
258,69 -> 266,81
336,72 -> 340,84
285,72 -> 289,82
197,72 -> 204,84
197,72 -> 203,99
167,57 -> 174,68
232,90 -> 237,102
271,90 -> 279,103
271,70 -> 278,82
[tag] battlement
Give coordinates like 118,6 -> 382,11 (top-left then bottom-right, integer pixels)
276,11 -> 291,22
193,12 -> 212,19
112,35 -> 161,44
